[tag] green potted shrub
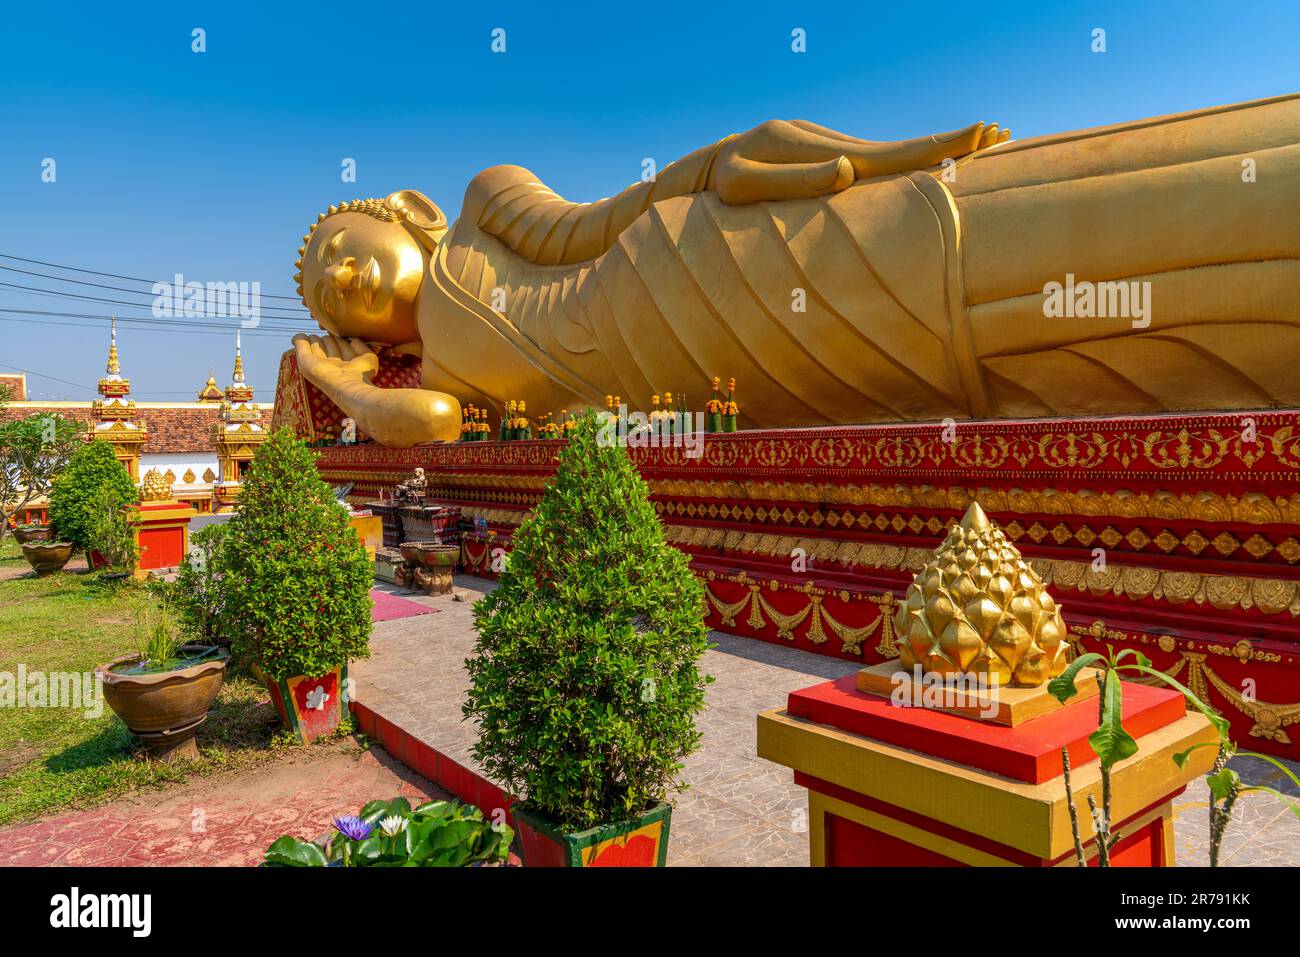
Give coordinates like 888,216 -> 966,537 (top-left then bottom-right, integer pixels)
223,428 -> 372,743
84,484 -> 139,581
264,797 -> 513,867
48,439 -> 137,567
464,410 -> 712,867
171,523 -> 236,646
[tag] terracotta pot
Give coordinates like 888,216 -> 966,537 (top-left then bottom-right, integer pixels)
14,525 -> 53,545
20,540 -> 74,576
97,646 -> 229,761
514,803 -> 672,867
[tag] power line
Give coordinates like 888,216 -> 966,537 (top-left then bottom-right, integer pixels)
0,264 -> 313,317
0,307 -> 309,335
0,253 -> 308,301
0,279 -> 318,320
0,361 -> 90,391
0,314 -> 302,339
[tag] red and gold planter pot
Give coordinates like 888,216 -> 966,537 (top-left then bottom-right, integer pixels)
251,663 -> 349,744
514,803 -> 671,867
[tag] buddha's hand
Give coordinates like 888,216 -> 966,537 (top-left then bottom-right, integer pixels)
291,333 -> 460,446
710,119 -> 1010,205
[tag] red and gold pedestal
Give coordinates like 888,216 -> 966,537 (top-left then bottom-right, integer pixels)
128,498 -> 197,579
758,670 -> 1217,867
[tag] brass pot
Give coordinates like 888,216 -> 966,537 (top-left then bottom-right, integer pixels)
20,540 -> 73,575
97,646 -> 229,761
14,525 -> 53,545
416,543 -> 460,570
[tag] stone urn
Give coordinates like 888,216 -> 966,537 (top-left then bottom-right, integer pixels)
14,524 -> 53,545
20,540 -> 74,576
97,646 -> 229,761
415,543 -> 458,595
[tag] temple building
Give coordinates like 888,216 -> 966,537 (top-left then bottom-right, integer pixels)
0,323 -> 270,521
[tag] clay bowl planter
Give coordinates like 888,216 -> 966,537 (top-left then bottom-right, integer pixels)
14,524 -> 53,545
513,803 -> 672,867
97,645 -> 229,762
20,540 -> 74,576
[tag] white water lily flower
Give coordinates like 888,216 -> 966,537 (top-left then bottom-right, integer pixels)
378,815 -> 407,837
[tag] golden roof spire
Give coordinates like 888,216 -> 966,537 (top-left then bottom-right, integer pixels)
222,329 -> 255,406
893,501 -> 1069,687
232,329 -> 245,384
197,370 -> 223,402
106,317 -> 120,376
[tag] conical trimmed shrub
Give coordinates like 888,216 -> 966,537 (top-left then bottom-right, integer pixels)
464,410 -> 712,830
223,428 -> 372,681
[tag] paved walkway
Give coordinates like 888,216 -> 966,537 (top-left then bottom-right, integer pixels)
2,573 -> 1294,867
357,576 -> 1300,867
0,746 -> 448,866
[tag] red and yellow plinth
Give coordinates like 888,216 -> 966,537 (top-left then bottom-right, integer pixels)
129,469 -> 197,579
759,669 -> 1215,866
758,501 -> 1218,866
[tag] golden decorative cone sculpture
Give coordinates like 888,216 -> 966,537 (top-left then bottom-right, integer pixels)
894,502 -> 1068,687
140,468 -> 174,503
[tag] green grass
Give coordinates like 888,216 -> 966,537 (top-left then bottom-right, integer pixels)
0,537 -> 301,825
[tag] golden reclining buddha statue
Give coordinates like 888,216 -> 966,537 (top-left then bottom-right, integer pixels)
291,93 -> 1300,446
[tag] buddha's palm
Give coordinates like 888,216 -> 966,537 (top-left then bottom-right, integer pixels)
291,334 -> 459,445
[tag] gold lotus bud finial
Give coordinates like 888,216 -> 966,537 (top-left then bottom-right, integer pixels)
894,501 -> 1068,687
141,468 -> 174,502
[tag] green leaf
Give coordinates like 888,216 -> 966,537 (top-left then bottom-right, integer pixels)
1048,653 -> 1104,704
1088,670 -> 1139,769
1207,767 -> 1241,801
1172,741 -> 1216,769
1122,664 -> 1231,740
263,835 -> 328,867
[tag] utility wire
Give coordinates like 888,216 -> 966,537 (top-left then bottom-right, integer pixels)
0,307 -> 310,335
0,264 -> 312,316
0,279 -> 318,320
0,253 -> 308,301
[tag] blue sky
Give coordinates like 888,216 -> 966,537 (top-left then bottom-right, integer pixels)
1,1 -> 1297,400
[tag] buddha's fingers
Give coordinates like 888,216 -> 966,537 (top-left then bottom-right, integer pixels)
787,119 -> 877,147
320,335 -> 343,359
715,154 -> 854,205
797,122 -> 987,180
977,124 -> 1001,150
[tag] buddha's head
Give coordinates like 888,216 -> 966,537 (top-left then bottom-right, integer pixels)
295,191 -> 448,344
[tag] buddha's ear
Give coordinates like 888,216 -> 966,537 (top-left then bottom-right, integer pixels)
387,190 -> 448,251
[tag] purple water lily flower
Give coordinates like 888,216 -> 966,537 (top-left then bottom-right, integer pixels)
333,815 -> 373,841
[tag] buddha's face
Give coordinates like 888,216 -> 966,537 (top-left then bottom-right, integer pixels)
301,212 -> 426,343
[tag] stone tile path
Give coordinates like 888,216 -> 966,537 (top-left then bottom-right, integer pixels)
0,746 -> 448,866
357,576 -> 1300,867
2,572 -> 1294,867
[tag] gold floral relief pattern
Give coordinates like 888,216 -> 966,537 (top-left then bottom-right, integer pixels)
666,524 -> 1300,617
313,412 -> 1300,478
1068,620 -> 1300,746
700,571 -> 898,657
